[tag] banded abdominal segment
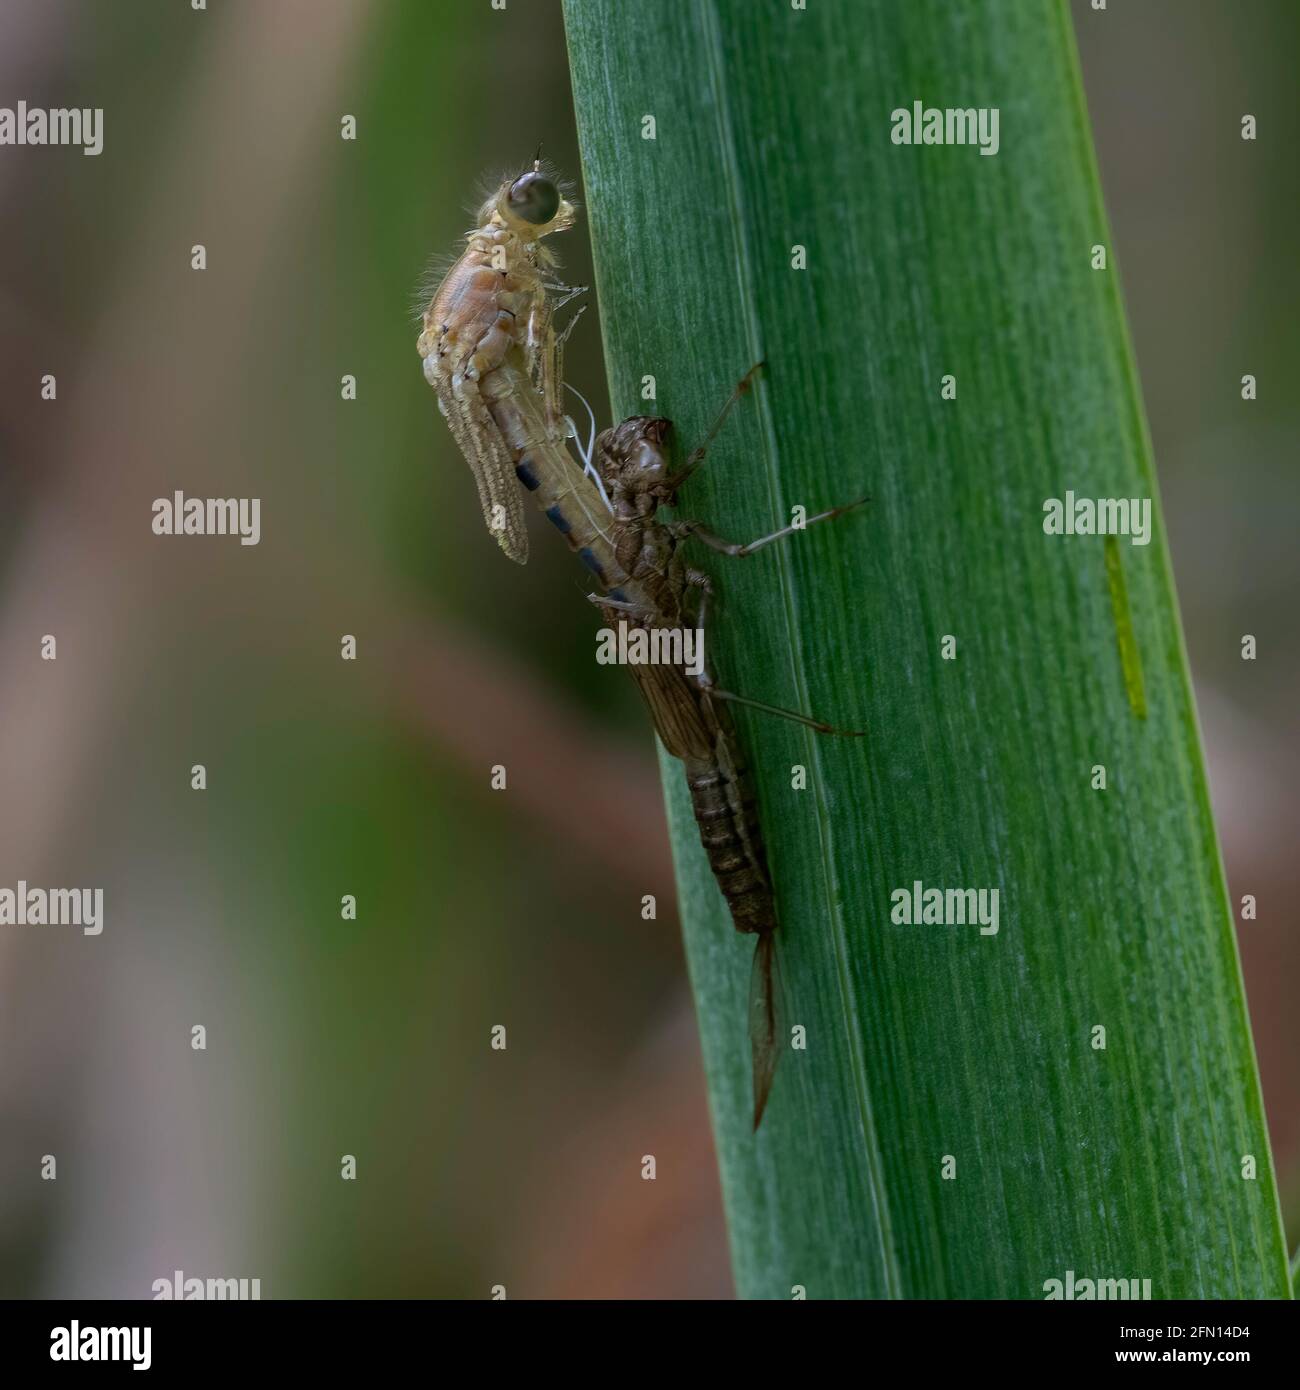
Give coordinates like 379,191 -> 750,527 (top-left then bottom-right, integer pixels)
684,748 -> 775,937
478,357 -> 631,599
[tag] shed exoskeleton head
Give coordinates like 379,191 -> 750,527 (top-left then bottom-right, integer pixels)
595,416 -> 687,507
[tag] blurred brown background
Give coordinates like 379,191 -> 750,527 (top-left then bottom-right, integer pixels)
0,0 -> 1293,1298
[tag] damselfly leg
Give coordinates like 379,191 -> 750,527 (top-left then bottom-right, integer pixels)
684,574 -> 867,737
670,361 -> 766,486
586,593 -> 656,622
673,497 -> 870,558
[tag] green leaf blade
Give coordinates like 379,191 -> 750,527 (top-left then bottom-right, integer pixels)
565,0 -> 1290,1299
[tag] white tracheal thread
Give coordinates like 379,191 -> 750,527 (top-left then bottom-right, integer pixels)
563,380 -> 612,511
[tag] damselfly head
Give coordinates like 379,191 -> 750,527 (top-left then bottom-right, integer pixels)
506,170 -> 560,225
483,158 -> 576,238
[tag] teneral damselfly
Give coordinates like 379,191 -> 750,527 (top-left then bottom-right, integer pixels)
418,155 -> 586,563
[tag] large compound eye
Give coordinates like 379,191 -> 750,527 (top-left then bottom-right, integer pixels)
506,172 -> 560,225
